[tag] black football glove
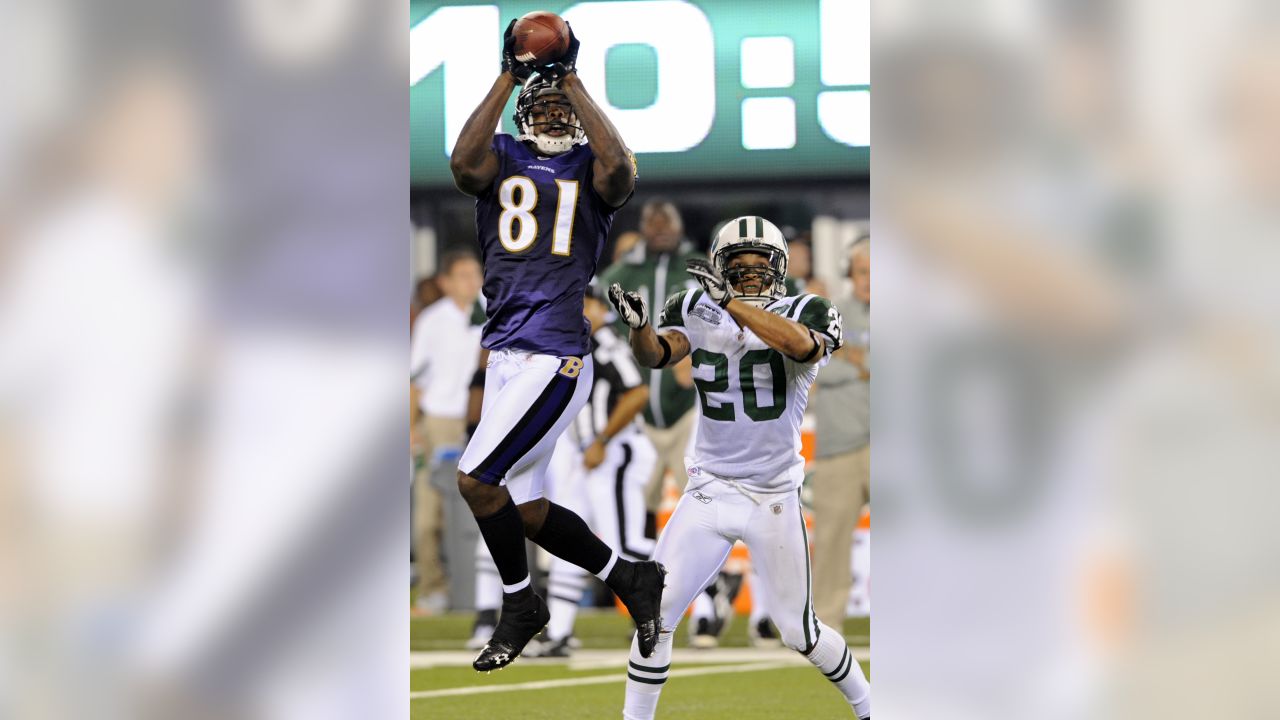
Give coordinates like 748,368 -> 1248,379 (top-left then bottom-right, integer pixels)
686,258 -> 734,307
537,22 -> 580,81
607,283 -> 649,329
502,19 -> 535,84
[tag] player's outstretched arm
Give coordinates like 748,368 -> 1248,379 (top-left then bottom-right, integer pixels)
449,74 -> 518,195
557,72 -> 635,207
608,283 -> 690,368
631,326 -> 690,369
727,301 -> 825,363
686,258 -> 827,363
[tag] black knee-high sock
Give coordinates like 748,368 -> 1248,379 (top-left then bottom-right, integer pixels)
474,499 -> 531,591
530,502 -> 615,576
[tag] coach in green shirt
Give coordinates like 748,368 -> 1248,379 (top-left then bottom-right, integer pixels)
599,199 -> 702,518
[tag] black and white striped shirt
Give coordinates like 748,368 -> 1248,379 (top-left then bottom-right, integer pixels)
573,325 -> 646,446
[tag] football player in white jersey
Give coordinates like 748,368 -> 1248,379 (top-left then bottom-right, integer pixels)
607,216 -> 871,720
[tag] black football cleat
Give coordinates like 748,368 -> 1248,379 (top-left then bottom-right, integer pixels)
472,593 -> 550,672
610,560 -> 667,658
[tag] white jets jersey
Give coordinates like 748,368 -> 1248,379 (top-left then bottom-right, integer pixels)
659,289 -> 844,492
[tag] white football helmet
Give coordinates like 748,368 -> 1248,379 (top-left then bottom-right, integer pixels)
709,216 -> 789,307
514,76 -> 584,156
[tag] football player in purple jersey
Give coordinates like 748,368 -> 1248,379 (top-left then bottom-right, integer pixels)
447,19 -> 663,673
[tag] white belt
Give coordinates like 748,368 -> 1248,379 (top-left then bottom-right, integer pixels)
687,474 -> 793,506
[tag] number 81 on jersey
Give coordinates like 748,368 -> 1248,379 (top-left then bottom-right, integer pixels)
498,176 -> 579,256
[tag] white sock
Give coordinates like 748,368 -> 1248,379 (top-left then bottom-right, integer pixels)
546,596 -> 578,641
594,548 -> 620,582
546,559 -> 585,640
623,629 -> 673,720
803,621 -> 870,718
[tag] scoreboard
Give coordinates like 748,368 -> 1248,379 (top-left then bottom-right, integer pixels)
411,0 -> 870,186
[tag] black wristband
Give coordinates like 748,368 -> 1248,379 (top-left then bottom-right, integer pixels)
655,335 -> 672,368
798,329 -> 822,363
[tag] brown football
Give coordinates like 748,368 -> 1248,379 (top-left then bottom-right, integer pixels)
512,11 -> 570,65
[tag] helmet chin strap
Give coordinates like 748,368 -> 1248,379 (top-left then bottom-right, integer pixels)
730,280 -> 783,307
734,295 -> 774,308
531,132 -> 576,155
726,265 -> 786,305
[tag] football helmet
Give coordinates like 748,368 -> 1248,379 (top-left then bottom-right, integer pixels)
709,216 -> 789,307
514,75 -> 584,156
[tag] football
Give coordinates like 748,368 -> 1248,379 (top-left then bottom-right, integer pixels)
511,11 -> 570,65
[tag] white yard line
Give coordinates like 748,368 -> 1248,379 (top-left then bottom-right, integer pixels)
410,661 -> 795,699
411,646 -> 869,669
410,647 -> 871,699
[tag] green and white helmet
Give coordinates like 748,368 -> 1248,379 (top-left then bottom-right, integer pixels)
710,215 -> 789,307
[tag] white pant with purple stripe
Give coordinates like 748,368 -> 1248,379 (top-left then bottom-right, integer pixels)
458,348 -> 593,503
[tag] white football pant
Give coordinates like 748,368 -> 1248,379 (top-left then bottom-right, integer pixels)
623,479 -> 870,719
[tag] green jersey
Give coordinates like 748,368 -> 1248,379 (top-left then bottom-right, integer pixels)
598,244 -> 703,427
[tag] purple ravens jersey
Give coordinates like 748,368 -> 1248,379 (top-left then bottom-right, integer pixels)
473,134 -> 627,356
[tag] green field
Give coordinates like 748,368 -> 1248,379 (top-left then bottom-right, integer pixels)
412,612 -> 869,719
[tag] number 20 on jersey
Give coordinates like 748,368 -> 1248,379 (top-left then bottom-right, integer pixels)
497,176 -> 579,256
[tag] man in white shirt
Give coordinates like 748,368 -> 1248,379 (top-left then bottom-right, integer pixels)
410,249 -> 484,614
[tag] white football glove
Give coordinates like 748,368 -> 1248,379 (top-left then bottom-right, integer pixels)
607,283 -> 649,329
685,258 -> 734,307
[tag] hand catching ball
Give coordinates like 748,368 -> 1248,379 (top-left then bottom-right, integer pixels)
511,11 -> 571,65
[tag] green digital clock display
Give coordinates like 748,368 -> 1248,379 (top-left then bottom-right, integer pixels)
412,0 -> 869,186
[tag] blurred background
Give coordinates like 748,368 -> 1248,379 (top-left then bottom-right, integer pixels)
875,1 -> 1280,718
1,0 -> 407,719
